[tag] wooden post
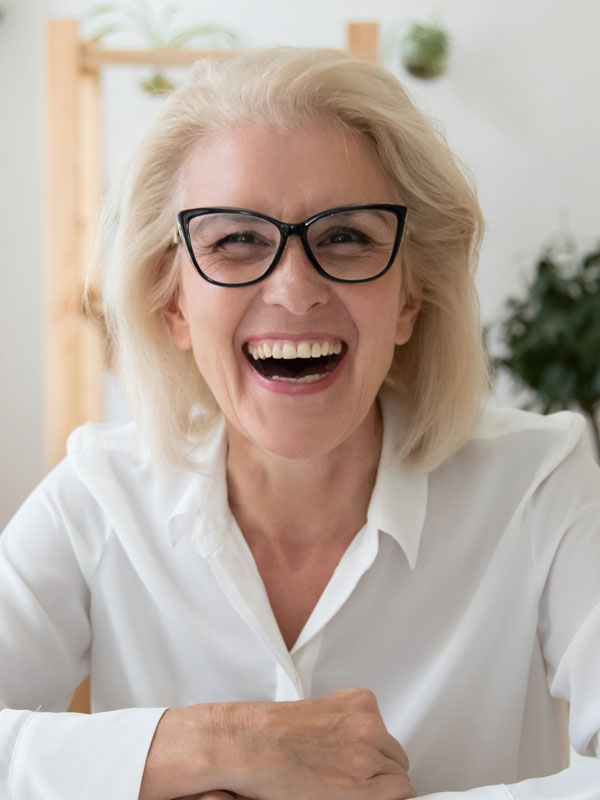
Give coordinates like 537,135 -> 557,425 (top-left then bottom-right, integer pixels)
45,20 -> 104,471
78,56 -> 105,436
346,21 -> 379,62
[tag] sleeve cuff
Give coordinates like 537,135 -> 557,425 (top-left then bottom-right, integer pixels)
415,761 -> 600,799
416,786 -> 514,799
4,706 -> 166,800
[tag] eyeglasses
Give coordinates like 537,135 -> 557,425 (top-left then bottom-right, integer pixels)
174,204 -> 407,287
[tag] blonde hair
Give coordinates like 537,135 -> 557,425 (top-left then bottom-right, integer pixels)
96,46 -> 490,472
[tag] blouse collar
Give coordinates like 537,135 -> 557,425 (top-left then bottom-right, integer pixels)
167,389 -> 429,569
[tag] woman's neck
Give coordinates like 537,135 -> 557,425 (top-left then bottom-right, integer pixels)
225,402 -> 382,554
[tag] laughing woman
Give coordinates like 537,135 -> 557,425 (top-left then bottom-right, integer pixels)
1,47 -> 600,800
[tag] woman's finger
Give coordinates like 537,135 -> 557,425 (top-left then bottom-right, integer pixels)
379,730 -> 411,771
199,794 -> 255,800
198,794 -> 234,799
173,793 -> 235,800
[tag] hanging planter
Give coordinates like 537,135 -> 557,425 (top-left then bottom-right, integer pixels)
401,22 -> 449,80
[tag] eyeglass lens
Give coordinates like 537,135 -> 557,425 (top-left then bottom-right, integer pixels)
185,208 -> 399,284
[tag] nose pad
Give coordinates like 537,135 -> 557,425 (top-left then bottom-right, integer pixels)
261,235 -> 329,313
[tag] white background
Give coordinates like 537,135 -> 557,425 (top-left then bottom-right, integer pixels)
1,0 -> 599,528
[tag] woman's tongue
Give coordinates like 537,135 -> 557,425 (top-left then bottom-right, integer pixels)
245,342 -> 344,382
253,353 -> 338,381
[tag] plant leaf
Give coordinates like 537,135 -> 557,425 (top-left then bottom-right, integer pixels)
81,2 -> 119,21
123,0 -> 162,46
160,3 -> 178,29
494,242 -> 600,419
86,23 -> 123,42
168,25 -> 238,49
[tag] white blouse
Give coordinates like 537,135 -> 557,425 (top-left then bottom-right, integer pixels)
1,392 -> 599,800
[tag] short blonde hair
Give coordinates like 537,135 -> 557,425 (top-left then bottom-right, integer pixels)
96,46 -> 489,472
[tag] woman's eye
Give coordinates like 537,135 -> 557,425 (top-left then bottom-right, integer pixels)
320,227 -> 373,246
215,231 -> 269,248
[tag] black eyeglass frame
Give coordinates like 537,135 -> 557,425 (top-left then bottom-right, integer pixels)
175,203 -> 408,287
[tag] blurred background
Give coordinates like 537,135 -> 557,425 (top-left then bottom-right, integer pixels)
1,0 -> 599,529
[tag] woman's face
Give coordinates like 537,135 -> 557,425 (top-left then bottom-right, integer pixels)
166,120 -> 420,460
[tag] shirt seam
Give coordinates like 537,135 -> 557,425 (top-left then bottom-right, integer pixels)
470,408 -> 583,443
87,525 -> 117,586
530,499 -> 600,602
7,712 -> 38,800
43,485 -> 113,587
67,421 -> 145,457
521,408 -> 592,604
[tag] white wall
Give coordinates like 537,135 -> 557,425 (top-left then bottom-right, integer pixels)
1,0 -> 599,527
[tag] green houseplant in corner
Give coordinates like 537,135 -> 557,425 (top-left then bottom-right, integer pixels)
494,240 -> 600,460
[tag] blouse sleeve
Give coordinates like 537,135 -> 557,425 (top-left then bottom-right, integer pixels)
0,462 -> 165,800
418,429 -> 600,799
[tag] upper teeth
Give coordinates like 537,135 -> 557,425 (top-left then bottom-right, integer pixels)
248,340 -> 343,360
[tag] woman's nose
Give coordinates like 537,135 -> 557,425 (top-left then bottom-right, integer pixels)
260,236 -> 330,314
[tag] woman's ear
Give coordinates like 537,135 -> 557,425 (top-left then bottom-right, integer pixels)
164,293 -> 192,350
395,294 -> 422,346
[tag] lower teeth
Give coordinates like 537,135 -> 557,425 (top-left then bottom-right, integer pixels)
271,373 -> 325,383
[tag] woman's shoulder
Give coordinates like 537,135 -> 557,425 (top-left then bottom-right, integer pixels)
1,421 -> 153,577
15,418 -> 225,562
460,403 -> 592,477
36,421 -> 157,538
61,417 -> 227,523
474,403 -> 587,445
431,406 -> 599,568
66,419 -> 147,461
61,420 -> 157,501
451,404 -> 598,513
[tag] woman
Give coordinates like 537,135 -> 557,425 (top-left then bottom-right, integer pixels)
1,48 -> 599,800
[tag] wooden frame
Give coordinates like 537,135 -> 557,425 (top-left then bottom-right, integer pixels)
45,20 -> 379,712
44,23 -> 236,472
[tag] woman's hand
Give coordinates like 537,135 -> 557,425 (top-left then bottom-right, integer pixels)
225,688 -> 415,800
142,688 -> 415,800
174,794 -> 252,800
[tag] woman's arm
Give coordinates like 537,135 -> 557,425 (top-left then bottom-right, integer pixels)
163,432 -> 600,800
402,436 -> 600,800
0,478 -> 413,800
139,689 -> 415,800
0,464 -> 167,800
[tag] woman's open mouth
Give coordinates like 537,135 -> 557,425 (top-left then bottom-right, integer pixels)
243,339 -> 347,384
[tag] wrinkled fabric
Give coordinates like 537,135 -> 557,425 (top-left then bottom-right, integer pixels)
1,392 -> 599,799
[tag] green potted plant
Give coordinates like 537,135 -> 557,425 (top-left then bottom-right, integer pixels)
84,0 -> 239,95
493,240 -> 600,460
401,22 -> 449,79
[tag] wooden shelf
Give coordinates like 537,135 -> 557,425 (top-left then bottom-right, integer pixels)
80,43 -> 234,71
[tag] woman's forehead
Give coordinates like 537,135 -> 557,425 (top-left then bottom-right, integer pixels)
177,120 -> 395,216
